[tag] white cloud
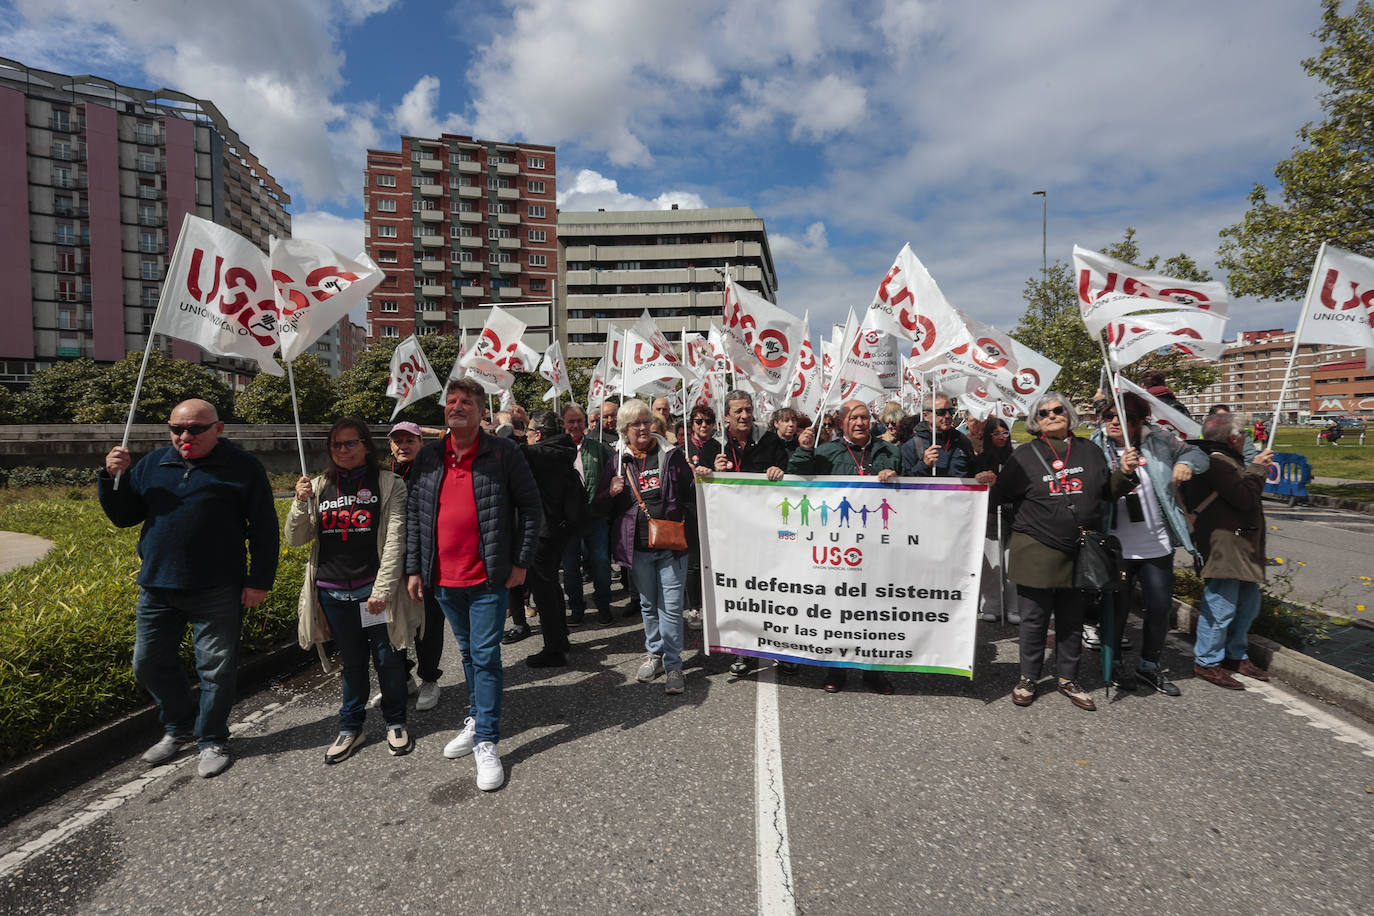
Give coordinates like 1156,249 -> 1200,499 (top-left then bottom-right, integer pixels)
732,73 -> 867,140
556,169 -> 706,213
391,75 -> 469,139
290,211 -> 366,258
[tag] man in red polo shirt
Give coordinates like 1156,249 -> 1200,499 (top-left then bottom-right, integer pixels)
406,378 -> 540,791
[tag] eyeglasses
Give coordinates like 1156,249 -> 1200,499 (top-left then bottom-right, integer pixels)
692,418 -> 714,425
168,423 -> 215,436
991,428 -> 1011,436
627,419 -> 652,427
1036,405 -> 1067,419
330,439 -> 362,451
934,408 -> 955,417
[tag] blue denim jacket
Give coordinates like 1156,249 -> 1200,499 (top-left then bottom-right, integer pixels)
1090,425 -> 1207,558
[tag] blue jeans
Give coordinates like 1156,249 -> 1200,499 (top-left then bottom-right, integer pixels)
318,585 -> 407,732
1196,578 -> 1261,667
133,585 -> 242,749
434,583 -> 507,745
562,517 -> 612,614
630,549 -> 688,671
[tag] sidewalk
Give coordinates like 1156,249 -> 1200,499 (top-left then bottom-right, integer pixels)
0,531 -> 51,575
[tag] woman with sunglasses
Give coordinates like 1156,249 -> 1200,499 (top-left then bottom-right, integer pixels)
992,393 -> 1140,711
682,405 -> 720,629
1089,393 -> 1208,696
971,417 -> 1018,623
287,418 -> 423,762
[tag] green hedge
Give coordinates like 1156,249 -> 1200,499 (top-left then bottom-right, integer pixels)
0,467 -> 99,488
0,489 -> 308,762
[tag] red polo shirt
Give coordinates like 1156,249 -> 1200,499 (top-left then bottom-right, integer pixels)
436,435 -> 487,587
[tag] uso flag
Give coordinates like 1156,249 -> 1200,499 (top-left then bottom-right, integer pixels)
862,244 -> 970,370
387,335 -> 441,420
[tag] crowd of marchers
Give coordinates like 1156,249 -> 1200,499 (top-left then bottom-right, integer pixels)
95,374 -> 1275,790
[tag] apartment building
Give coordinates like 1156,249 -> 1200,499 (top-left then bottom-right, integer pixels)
557,206 -> 778,359
1174,328 -> 1368,422
0,58 -> 290,387
363,135 -> 556,351
1309,358 -> 1374,417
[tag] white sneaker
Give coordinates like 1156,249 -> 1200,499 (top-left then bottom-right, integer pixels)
367,677 -> 419,709
684,608 -> 704,631
1082,623 -> 1101,650
443,716 -> 477,759
635,654 -> 664,683
474,741 -> 504,791
415,680 -> 440,712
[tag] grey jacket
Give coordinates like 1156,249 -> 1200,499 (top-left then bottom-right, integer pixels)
1090,424 -> 1208,558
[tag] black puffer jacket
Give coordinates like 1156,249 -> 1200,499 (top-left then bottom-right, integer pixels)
405,432 -> 542,586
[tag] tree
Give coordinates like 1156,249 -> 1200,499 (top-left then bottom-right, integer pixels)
1218,0 -> 1374,298
14,358 -> 107,422
234,353 -> 335,424
72,351 -> 235,423
1012,229 -> 1220,403
332,334 -> 460,426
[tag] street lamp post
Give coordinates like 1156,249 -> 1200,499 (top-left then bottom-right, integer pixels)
1031,190 -> 1046,278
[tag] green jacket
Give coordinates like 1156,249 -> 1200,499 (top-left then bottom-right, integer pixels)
787,438 -> 903,476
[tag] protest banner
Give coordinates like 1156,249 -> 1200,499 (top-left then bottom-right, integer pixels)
697,474 -> 986,677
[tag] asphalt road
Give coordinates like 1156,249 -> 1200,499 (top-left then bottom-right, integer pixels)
1260,500 -> 1374,623
2,612 -> 1371,915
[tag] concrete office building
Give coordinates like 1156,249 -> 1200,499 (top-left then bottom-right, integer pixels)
557,206 -> 778,359
0,58 -> 291,387
363,135 -> 557,352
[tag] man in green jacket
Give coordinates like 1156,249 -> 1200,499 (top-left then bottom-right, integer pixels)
788,399 -> 902,480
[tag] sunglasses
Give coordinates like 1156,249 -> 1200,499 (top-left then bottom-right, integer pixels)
330,439 -> 362,451
1101,412 -> 1144,423
991,428 -> 1011,436
168,423 -> 215,436
934,408 -> 955,417
1036,405 -> 1067,419
692,417 -> 714,425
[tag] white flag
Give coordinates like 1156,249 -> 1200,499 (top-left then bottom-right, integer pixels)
154,214 -> 282,375
624,324 -> 685,396
1073,245 -> 1230,335
706,324 -> 732,376
1118,375 -> 1201,441
387,335 -> 441,420
941,310 -> 1020,389
506,339 -> 542,374
788,316 -> 825,419
587,357 -> 610,411
1002,337 -> 1061,411
270,239 -> 382,361
461,355 -> 515,396
899,356 -> 925,415
603,324 -> 626,394
462,306 -> 526,370
834,308 -> 887,394
539,339 -> 571,401
682,330 -> 713,380
1104,310 -> 1229,367
1294,244 -> 1374,371
862,244 -> 971,368
721,277 -> 804,396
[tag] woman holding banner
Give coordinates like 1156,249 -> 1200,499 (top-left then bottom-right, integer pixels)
682,405 -> 720,630
609,399 -> 695,696
287,419 -> 422,762
992,393 -> 1140,711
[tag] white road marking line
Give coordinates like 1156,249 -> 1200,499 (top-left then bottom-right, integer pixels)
1238,676 -> 1374,758
0,696 -> 307,879
756,665 -> 796,916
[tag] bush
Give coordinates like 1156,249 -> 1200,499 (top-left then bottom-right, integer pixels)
0,493 -> 308,762
1,466 -> 99,488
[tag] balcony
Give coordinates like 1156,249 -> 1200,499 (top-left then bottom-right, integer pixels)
498,287 -> 521,299
498,237 -> 520,250
418,158 -> 443,171
458,211 -> 481,223
139,214 -> 164,227
497,212 -> 520,225
459,284 -> 484,297
138,185 -> 162,200
496,162 -> 519,176
498,262 -> 520,274
420,283 -> 447,298
496,188 -> 519,200
419,234 -> 444,247
419,210 -> 443,222
421,259 -> 445,272
460,260 -> 484,272
457,186 -> 481,199
419,182 -> 443,196
457,161 -> 480,173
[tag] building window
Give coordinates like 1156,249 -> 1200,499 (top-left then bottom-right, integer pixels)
376,199 -> 396,212
51,109 -> 72,132
379,300 -> 399,313
140,260 -> 160,280
58,309 -> 79,330
52,140 -> 74,161
530,254 -> 547,267
531,279 -> 547,291
57,250 -> 77,272
57,279 -> 78,302
315,341 -> 332,352
527,156 -> 545,169
53,167 -> 73,188
529,229 -> 546,243
488,227 -> 512,239
137,153 -> 158,172
377,225 -> 397,238
527,180 -> 546,194
55,224 -> 76,245
142,287 -> 159,307
487,177 -> 512,190
379,325 -> 399,338
376,173 -> 396,187
528,204 -> 546,218
140,231 -> 162,253
376,250 -> 397,263
411,149 -> 423,161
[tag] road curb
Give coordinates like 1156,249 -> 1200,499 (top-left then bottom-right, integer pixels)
0,641 -> 313,824
1173,599 -> 1374,723
1302,493 -> 1374,515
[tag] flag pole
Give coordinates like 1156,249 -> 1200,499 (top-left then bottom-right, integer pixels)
1092,329 -> 1133,450
285,359 -> 309,479
1267,241 -> 1327,451
114,216 -> 193,491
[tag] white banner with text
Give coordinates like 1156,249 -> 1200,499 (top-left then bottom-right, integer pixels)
698,474 -> 987,677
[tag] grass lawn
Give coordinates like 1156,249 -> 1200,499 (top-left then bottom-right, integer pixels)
0,486 -> 308,763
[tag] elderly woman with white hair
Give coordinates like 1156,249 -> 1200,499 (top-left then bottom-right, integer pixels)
991,392 -> 1141,711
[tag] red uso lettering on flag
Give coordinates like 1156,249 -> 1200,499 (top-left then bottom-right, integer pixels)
1169,326 -> 1203,356
851,328 -> 881,360
476,327 -> 516,364
609,336 -> 624,368
186,248 -> 278,345
633,341 -> 662,365
272,266 -> 361,319
1318,268 -> 1374,312
1012,367 -> 1040,396
1078,269 -> 1215,309
755,329 -> 789,368
797,343 -> 816,372
791,365 -> 807,399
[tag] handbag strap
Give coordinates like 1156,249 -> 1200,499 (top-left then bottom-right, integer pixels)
622,453 -> 654,519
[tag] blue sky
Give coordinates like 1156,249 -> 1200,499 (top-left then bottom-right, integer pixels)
1,0 -> 1331,336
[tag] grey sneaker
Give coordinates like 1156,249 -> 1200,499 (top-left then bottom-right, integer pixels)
142,732 -> 192,765
664,669 -> 685,695
197,745 -> 230,778
635,654 -> 664,683
415,680 -> 441,712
